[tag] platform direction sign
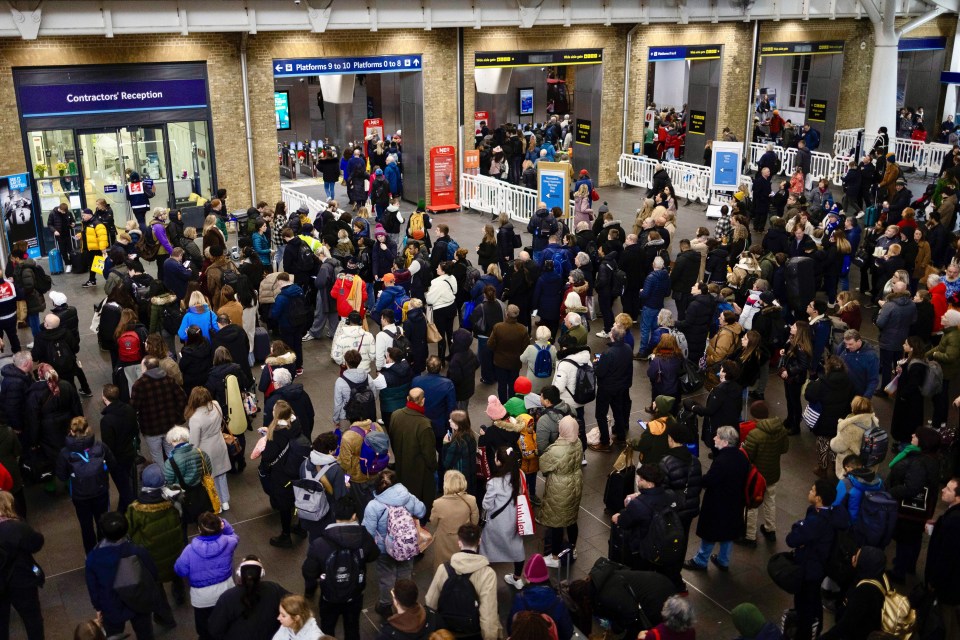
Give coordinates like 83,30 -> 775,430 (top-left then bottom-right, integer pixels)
273,55 -> 423,77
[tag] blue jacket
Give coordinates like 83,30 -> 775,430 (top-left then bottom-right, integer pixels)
573,177 -> 593,194
252,232 -> 271,266
786,506 -> 848,582
362,483 -> 426,553
846,224 -> 862,256
174,520 -> 238,588
85,540 -> 158,627
640,269 -> 671,310
162,258 -> 192,301
875,293 -> 917,352
384,163 -> 402,196
833,472 -> 884,521
810,317 -> 832,370
271,284 -> 306,331
532,271 -> 565,322
410,372 -> 457,437
373,285 -> 408,324
508,585 -> 575,640
470,274 -> 504,303
177,306 -> 219,341
836,341 -> 880,398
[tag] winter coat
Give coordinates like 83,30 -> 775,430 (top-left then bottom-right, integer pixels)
331,324 -> 375,371
537,438 -> 583,528
0,426 -> 23,492
424,551 -> 501,640
13,260 -> 46,315
207,581 -> 288,640
508,584 -> 575,640
891,360 -> 927,442
259,424 -> 310,511
532,270 -> 565,323
659,446 -> 703,523
302,522 -> 380,599
648,354 -> 683,399
670,249 -> 701,294
179,341 -> 214,396
125,490 -> 184,583
54,434 -> 117,501
177,306 -> 219,341
804,371 -> 856,439
271,284 -> 309,332
210,324 -> 253,388
402,307 -> 429,373
0,364 -> 32,431
830,412 -> 879,477
85,540 -> 159,627
875,293 -> 917,352
596,341 -> 633,394
163,442 -> 212,488
0,517 -> 43,593
535,403 -> 572,456
264,383 -> 316,440
518,343 -> 557,393
690,380 -> 743,444
82,219 -> 109,252
926,503 -> 960,605
706,323 -> 744,370
130,369 -> 187,437
409,373 -> 456,437
696,445 -> 750,541
676,293 -> 716,361
100,401 -> 138,467
479,475 -> 525,562
175,519 -> 238,588
446,330 -> 479,401
888,449 -> 940,522
786,506 -> 849,582
589,561 -> 674,632
389,405 -> 438,509
742,417 -> 789,484
478,417 -> 523,463
928,325 -> 960,379
837,341 -> 880,398
553,346 -> 592,408
362,483 -> 427,553
27,379 -> 83,463
188,404 -> 232,478
428,492 -> 479,570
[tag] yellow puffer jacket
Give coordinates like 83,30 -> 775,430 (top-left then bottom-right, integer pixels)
83,221 -> 109,252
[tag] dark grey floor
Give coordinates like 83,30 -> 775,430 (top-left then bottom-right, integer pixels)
12,174 -> 939,640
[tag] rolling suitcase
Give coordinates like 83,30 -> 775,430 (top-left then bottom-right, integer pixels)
47,248 -> 64,275
253,326 -> 270,362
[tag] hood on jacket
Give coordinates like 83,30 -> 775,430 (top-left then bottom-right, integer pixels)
755,417 -> 786,435
144,368 -> 167,381
886,292 -> 913,307
848,468 -> 882,488
320,522 -> 368,550
65,434 -> 96,452
190,531 -> 234,559
664,444 -> 693,464
406,307 -> 425,323
265,351 -> 297,367
275,382 -> 308,402
309,450 -> 337,467
450,550 -> 492,574
533,208 -> 549,220
376,483 -> 416,506
0,363 -> 29,382
493,418 -> 522,433
39,325 -> 68,342
386,604 -> 428,635
278,284 -> 305,299
450,329 -> 473,354
341,368 -> 369,384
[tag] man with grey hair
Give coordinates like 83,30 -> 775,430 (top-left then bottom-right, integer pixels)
564,312 -> 587,346
263,365 -> 316,439
0,351 -> 33,433
593,324 -> 633,450
32,312 -> 88,396
637,255 -> 671,360
683,425 -> 750,573
487,304 -> 530,403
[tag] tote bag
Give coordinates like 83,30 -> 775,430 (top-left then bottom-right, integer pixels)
516,473 -> 536,536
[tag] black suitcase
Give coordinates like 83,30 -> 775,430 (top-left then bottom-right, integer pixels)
253,327 -> 270,362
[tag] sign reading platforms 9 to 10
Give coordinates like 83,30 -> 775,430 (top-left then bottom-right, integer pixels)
273,55 -> 423,77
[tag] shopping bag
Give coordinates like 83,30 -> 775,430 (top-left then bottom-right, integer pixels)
516,474 -> 536,536
90,255 -> 106,275
426,322 -> 441,343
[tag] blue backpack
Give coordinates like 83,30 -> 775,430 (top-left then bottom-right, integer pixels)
552,250 -> 571,279
335,425 -> 390,476
446,239 -> 460,260
533,344 -> 553,378
392,293 -> 412,322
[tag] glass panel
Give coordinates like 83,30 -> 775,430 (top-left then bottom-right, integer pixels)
77,130 -> 132,226
26,129 -> 82,222
122,126 -> 169,211
167,121 -> 213,208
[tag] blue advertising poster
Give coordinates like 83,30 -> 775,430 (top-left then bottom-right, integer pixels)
273,55 -> 423,77
275,91 -> 290,131
18,79 -> 208,118
712,151 -> 740,189
538,168 -> 567,213
519,88 -> 534,116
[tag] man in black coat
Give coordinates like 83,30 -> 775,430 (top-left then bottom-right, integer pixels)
505,253 -> 536,329
886,178 -> 913,225
682,425 -> 749,573
685,361 -> 743,455
0,352 -> 34,434
751,167 -> 772,232
593,326 -> 633,449
670,241 -> 700,321
858,155 -> 878,208
263,367 -> 316,440
675,282 -> 715,364
211,314 -> 253,389
757,144 -> 780,175
648,165 -> 673,199
100,384 -> 138,511
618,234 -> 644,321
926,477 -> 960,635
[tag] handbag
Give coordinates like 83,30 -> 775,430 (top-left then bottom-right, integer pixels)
768,551 -> 803,594
197,450 -> 222,514
169,454 -> 215,523
479,497 -> 512,530
426,321 -> 442,343
417,521 -> 434,553
680,358 -> 705,394
516,473 -> 536,536
590,189 -> 600,202
884,371 -> 901,396
222,431 -> 242,457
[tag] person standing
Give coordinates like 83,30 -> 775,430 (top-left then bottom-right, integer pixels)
271,274 -> 309,374
388,388 -> 438,516
887,427 -> 941,582
175,512 -> 239,640
779,321 -> 813,435
479,446 -> 527,589
429,470 -> 479,571
130,356 -> 187,466
184,388 -> 232,511
486,304 -> 530,404
99,384 -> 138,513
78,208 -> 109,287
537,416 -> 584,570
925,476 -> 960,636
0,491 -> 44,640
594,325 -> 633,450
739,401 -> 789,546
207,556 -> 288,639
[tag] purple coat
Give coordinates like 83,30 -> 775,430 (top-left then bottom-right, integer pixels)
174,520 -> 238,588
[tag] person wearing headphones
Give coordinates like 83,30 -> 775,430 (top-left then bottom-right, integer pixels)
207,555 -> 290,639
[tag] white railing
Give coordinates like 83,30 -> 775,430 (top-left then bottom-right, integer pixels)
833,128 -> 862,156
894,138 -> 925,171
830,155 -> 854,187
834,129 -> 950,175
280,185 -> 325,216
747,143 -> 792,177
617,154 -> 658,190
459,173 -> 579,225
809,151 -> 834,183
662,160 -> 711,203
921,142 -> 951,175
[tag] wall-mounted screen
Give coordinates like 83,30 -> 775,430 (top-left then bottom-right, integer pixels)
519,88 -> 534,116
275,91 -> 290,131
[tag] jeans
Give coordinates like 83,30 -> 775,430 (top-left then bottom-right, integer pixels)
324,181 -> 337,200
74,492 -> 110,554
27,313 -> 40,338
595,388 -> 632,444
144,434 -> 172,465
879,348 -> 902,390
692,539 -> 732,567
745,482 -> 777,539
275,244 -> 285,271
494,366 -> 519,404
376,554 -> 413,606
214,473 -> 230,504
477,336 -> 495,383
375,203 -> 387,221
319,598 -> 363,640
0,586 -> 43,640
638,307 -> 659,355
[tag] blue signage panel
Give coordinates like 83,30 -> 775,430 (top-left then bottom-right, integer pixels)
273,55 -> 423,77
713,151 -> 741,189
539,172 -> 566,213
103,185 -> 118,193
18,79 -> 208,118
275,91 -> 290,131
648,45 -> 722,61
941,71 -> 960,84
899,37 -> 947,52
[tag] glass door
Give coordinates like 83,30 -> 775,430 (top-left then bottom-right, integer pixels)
122,126 -> 169,212
77,129 -> 130,226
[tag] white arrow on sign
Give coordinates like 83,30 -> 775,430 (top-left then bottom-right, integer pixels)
413,59 -> 420,66
275,64 -> 282,72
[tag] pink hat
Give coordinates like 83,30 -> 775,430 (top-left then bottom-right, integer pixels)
485,395 -> 507,420
374,223 -> 386,237
514,376 -> 532,395
524,554 -> 549,584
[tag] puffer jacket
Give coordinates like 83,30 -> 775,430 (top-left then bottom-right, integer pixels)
830,412 -> 879,478
163,442 -> 212,488
126,489 -> 184,582
83,220 -> 109,253
362,483 -> 426,553
833,469 -> 884,522
928,325 -> 960,379
174,519 -> 238,588
478,417 -> 523,462
535,403 -> 572,455
875,293 -> 917,351
14,260 -> 45,315
0,363 -> 33,431
536,438 -> 583,528
742,417 -> 789,484
706,323 -> 744,368
331,325 -> 375,370
659,445 -> 703,523
553,345 -> 592,408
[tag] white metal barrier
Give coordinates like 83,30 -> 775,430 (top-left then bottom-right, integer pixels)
922,142 -> 951,175
830,155 -> 854,187
808,151 -> 834,182
280,185 -> 325,216
833,128 -> 863,156
662,160 -> 711,203
460,172 -> 581,225
617,154 -> 658,190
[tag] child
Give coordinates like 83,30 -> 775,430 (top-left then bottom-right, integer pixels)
504,376 -> 542,418
836,291 -> 862,330
832,454 -> 884,522
516,413 -> 540,505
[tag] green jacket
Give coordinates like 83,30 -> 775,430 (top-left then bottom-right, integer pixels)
126,496 -> 184,583
742,417 -> 789,484
388,406 -> 438,509
536,439 -> 583,528
928,326 -> 960,380
162,443 -> 211,488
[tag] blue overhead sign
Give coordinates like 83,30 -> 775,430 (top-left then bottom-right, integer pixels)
941,71 -> 960,84
648,45 -> 722,61
18,79 -> 208,118
899,37 -> 947,52
273,55 -> 423,77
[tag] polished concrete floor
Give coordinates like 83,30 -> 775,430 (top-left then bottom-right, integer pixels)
12,173 -> 938,639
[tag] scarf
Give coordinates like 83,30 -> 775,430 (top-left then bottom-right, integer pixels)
405,401 -> 425,414
889,443 -> 920,468
37,363 -> 60,396
346,275 -> 364,312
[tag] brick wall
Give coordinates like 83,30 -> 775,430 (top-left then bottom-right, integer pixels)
462,26 -> 628,187
0,34 -> 250,205
245,30 -> 458,208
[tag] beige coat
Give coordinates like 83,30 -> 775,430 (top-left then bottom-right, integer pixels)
428,493 -> 479,571
830,412 -> 878,477
425,551 -> 501,640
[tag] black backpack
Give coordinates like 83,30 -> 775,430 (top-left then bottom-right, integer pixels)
436,564 -> 481,634
113,552 -> 158,613
286,295 -> 313,330
25,264 -> 51,294
294,240 -> 318,273
385,327 -> 413,363
343,374 -> 377,422
68,445 -> 108,500
562,359 -> 597,405
45,335 -> 75,375
372,179 -> 389,204
636,499 -> 685,567
319,545 -> 365,604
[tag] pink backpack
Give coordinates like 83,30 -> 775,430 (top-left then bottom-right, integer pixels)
385,505 -> 420,561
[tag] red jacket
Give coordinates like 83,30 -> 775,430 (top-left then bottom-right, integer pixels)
931,281 -> 947,332
330,274 -> 368,318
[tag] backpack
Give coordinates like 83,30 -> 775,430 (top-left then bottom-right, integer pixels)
343,374 -> 377,422
827,317 -> 849,354
851,486 -> 898,548
436,563 -> 481,634
408,212 -> 426,240
860,421 -> 889,468
319,544 -> 365,604
741,448 -> 767,509
372,179 -> 389,204
385,327 -> 413,363
552,250 -> 571,278
113,553 -> 158,614
636,499 -> 685,567
859,576 -> 916,639
161,302 -> 184,336
446,238 -> 460,261
29,265 -> 51,294
117,330 -> 143,363
286,294 -> 313,330
222,269 -> 253,307
538,215 -> 557,238
533,344 -> 553,378
921,361 -> 943,398
335,425 -> 390,476
562,358 -> 597,405
45,335 -> 74,375
392,294 -> 412,322
668,328 -> 689,358
136,226 -> 159,261
68,446 -> 108,500
384,505 -> 420,561
611,267 -> 627,298
294,240 -> 318,273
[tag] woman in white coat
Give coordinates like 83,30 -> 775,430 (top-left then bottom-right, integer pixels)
479,446 -> 527,589
185,386 -> 232,511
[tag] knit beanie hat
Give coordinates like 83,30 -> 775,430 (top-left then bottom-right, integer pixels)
523,554 -> 549,584
514,376 -> 533,395
374,223 -> 386,238
141,464 -> 165,489
486,395 -> 507,420
749,401 -> 770,420
731,603 -> 766,638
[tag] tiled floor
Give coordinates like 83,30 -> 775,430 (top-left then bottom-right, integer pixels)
13,173 -> 935,639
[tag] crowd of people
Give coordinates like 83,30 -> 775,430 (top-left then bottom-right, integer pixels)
1,129 -> 960,640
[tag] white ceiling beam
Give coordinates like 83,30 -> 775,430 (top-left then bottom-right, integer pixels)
177,2 -> 187,35
8,1 -> 41,40
306,0 -> 332,33
102,5 -> 113,37
423,0 -> 431,30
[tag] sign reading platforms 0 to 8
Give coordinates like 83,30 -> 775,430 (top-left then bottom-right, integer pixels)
575,120 -> 592,145
273,55 -> 423,77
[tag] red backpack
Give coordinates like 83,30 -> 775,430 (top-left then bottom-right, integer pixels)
741,447 -> 767,509
117,330 -> 143,364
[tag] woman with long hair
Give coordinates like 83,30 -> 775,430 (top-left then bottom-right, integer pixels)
202,213 -> 226,259
425,261 -> 458,363
648,333 -> 683,413
185,387 -> 232,511
0,491 -> 44,640
429,470 -> 479,570
477,224 -> 498,273
28,363 -> 82,487
259,401 -> 308,547
113,307 -> 146,367
779,321 -> 813,435
145,332 -> 183,386
208,556 -> 288,639
804,355 -> 856,478
736,330 -> 765,414
573,184 -> 593,227
273,594 -> 322,639
480,446 -> 527,588
912,226 -> 931,293
441,410 -> 478,494
178,290 -> 219,341
891,336 -> 928,449
823,228 -> 850,306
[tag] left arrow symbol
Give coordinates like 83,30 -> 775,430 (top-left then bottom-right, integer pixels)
275,64 -> 282,72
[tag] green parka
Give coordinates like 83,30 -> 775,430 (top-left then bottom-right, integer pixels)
126,494 -> 185,583
536,438 -> 583,528
742,417 -> 790,484
928,325 -> 960,380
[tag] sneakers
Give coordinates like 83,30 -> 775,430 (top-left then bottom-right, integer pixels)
81,280 -> 97,288
78,388 -> 93,397
26,342 -> 33,349
543,555 -> 560,569
220,501 -> 230,511
682,559 -> 707,572
504,574 -> 524,590
581,455 -> 588,467
301,333 -> 315,342
856,210 -> 865,219
595,330 -> 609,338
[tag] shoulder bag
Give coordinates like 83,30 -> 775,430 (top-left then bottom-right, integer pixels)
169,453 -> 215,523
